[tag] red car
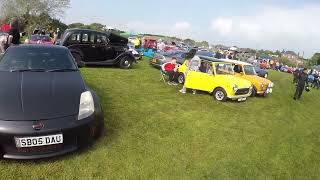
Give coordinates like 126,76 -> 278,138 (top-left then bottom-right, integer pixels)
26,35 -> 54,45
143,37 -> 157,49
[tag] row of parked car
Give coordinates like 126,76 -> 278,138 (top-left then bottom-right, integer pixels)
1,29 -> 138,69
150,50 -> 274,102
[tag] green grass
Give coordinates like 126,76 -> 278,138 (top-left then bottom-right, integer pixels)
1,58 -> 320,179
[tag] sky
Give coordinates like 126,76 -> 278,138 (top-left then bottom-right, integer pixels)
63,0 -> 320,58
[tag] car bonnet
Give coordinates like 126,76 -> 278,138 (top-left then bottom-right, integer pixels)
0,71 -> 86,121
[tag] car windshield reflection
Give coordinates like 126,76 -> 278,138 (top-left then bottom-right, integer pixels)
244,65 -> 257,75
0,48 -> 77,72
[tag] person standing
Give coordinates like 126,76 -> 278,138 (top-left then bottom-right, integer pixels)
179,56 -> 201,94
293,68 -> 309,100
8,18 -> 20,45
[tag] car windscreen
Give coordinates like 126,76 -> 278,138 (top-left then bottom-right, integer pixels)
0,48 -> 77,72
30,35 -> 50,41
196,51 -> 214,57
243,65 -> 257,75
215,63 -> 235,75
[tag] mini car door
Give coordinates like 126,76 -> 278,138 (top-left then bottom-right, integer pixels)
185,71 -> 214,92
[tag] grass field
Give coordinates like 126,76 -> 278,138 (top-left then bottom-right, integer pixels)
1,58 -> 320,179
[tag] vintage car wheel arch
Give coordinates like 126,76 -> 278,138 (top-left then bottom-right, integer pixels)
213,87 -> 227,101
70,49 -> 84,61
250,86 -> 257,97
118,55 -> 134,69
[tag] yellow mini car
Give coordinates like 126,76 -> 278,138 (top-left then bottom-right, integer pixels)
216,59 -> 274,96
128,37 -> 140,47
178,60 -> 252,102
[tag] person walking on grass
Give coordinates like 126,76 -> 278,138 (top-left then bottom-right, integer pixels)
293,68 -> 309,100
293,67 -> 300,84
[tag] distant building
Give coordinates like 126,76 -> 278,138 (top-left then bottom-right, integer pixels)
282,50 -> 299,60
281,50 -> 303,65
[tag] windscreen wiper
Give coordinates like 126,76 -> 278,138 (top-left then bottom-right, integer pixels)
10,69 -> 46,72
46,68 -> 78,72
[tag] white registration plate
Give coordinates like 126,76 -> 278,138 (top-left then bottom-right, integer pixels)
15,134 -> 63,148
238,97 -> 247,102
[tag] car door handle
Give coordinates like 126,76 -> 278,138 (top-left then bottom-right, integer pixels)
91,45 -> 95,48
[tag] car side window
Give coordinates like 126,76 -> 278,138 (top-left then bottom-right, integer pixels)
90,33 -> 95,43
67,33 -> 81,44
199,61 -> 213,75
97,34 -> 108,44
234,65 -> 242,73
82,33 -> 89,43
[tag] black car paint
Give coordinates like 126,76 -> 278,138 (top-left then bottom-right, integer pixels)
60,29 -> 135,67
0,45 -> 104,159
150,48 -> 197,67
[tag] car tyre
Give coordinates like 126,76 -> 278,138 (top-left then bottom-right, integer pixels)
119,56 -> 133,69
178,73 -> 185,84
250,86 -> 257,97
72,52 -> 85,67
213,88 -> 227,102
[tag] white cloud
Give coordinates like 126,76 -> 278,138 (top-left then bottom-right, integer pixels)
212,18 -> 233,36
172,22 -> 191,31
123,21 -> 194,39
210,5 -> 320,57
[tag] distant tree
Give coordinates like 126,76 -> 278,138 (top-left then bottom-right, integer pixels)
198,41 -> 209,48
183,38 -> 195,46
308,53 -> 320,66
0,0 -> 70,33
68,23 -> 85,29
86,23 -> 106,32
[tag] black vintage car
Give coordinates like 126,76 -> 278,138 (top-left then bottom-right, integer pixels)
60,29 -> 135,69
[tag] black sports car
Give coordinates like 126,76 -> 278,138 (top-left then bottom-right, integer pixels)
0,45 -> 104,159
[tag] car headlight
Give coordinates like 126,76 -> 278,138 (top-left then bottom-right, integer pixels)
249,85 -> 253,90
261,83 -> 264,89
78,91 -> 95,120
232,84 -> 238,93
269,82 -> 274,88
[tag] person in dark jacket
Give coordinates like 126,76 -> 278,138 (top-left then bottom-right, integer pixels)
293,68 -> 309,100
8,18 -> 20,45
293,68 -> 300,84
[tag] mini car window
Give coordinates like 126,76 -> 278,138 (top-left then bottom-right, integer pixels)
199,61 -> 213,75
234,65 -> 243,73
82,33 -> 89,42
215,63 -> 235,75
